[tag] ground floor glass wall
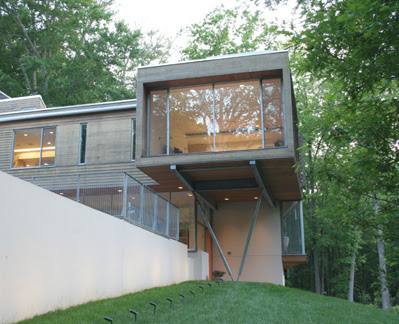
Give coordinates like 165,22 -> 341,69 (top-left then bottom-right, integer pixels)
161,191 -> 210,251
281,201 -> 304,255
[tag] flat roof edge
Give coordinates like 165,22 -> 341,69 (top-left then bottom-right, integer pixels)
0,103 -> 136,123
138,50 -> 289,70
51,98 -> 136,110
0,94 -> 43,102
0,91 -> 11,99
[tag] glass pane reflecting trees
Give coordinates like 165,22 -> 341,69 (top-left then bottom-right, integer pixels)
148,78 -> 284,155
262,79 -> 284,147
169,84 -> 214,154
215,80 -> 262,151
149,90 -> 167,155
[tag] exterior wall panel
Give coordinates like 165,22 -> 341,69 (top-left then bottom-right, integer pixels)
0,109 -> 156,185
212,201 -> 284,284
0,96 -> 45,113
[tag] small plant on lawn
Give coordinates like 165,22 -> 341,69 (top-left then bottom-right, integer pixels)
212,270 -> 225,279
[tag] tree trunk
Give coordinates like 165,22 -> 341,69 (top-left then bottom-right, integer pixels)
308,140 -> 321,294
374,196 -> 390,311
313,248 -> 321,294
348,226 -> 360,302
348,247 -> 356,302
321,244 -> 325,294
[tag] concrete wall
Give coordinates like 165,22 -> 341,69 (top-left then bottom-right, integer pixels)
0,172 -> 207,324
212,201 -> 284,285
188,250 -> 210,280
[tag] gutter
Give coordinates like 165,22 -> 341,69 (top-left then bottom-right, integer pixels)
0,103 -> 136,123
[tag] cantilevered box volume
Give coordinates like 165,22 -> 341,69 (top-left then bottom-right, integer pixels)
136,51 -> 305,280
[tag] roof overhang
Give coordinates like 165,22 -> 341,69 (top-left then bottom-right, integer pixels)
0,100 -> 136,123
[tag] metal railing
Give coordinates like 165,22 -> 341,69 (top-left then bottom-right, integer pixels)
22,172 -> 179,240
281,201 -> 305,255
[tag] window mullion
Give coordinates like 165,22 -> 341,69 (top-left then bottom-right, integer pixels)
131,119 -> 136,161
39,128 -> 44,166
260,79 -> 265,149
212,83 -> 216,152
166,88 -> 170,155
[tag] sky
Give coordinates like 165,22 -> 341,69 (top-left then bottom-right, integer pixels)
113,0 -> 241,36
112,0 -> 298,62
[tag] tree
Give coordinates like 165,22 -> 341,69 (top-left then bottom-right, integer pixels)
287,0 -> 399,310
0,0 -> 171,106
181,5 -> 280,60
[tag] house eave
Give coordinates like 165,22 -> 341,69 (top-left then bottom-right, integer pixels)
0,101 -> 136,123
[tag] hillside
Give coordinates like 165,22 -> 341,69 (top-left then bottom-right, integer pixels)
19,281 -> 399,323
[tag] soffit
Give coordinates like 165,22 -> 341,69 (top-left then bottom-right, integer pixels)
141,157 -> 302,202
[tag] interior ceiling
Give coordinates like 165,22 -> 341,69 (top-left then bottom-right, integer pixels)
141,158 -> 301,203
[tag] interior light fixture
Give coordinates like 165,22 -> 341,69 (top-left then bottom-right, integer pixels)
254,196 -> 258,199
187,193 -> 193,197
178,186 -> 183,190
47,142 -> 51,145
224,198 -> 229,201
117,189 -> 123,193
26,164 -> 30,167
240,84 -> 245,88
50,131 -> 54,134
60,192 -> 64,195
24,133 -> 28,136
14,146 -> 55,152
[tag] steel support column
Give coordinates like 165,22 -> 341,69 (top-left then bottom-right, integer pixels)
195,196 -> 234,281
249,160 -> 275,208
121,173 -> 128,217
237,191 -> 263,281
171,165 -> 217,210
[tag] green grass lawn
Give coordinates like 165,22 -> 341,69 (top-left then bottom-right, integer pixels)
19,281 -> 399,324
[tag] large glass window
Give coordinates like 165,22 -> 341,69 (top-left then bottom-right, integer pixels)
262,78 -> 284,147
12,127 -> 56,168
149,90 -> 168,155
148,78 -> 284,156
281,201 -> 304,255
169,84 -> 214,154
214,80 -> 262,152
79,123 -> 87,165
170,192 -> 195,249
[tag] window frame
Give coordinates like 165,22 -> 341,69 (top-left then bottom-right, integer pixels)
146,76 -> 286,157
11,126 -> 58,169
78,123 -> 87,165
131,118 -> 136,161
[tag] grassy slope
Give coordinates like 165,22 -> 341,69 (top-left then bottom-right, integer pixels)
19,281 -> 399,324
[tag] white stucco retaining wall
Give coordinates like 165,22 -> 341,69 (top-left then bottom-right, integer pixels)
0,172 -> 207,323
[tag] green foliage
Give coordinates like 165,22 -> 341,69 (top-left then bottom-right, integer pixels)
276,0 -> 399,307
181,5 -> 280,60
0,0 -> 171,106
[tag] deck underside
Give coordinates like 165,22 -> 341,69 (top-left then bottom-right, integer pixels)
137,158 -> 302,202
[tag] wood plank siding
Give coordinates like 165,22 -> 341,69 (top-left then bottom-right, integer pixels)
0,107 -> 155,185
0,95 -> 46,113
282,255 -> 307,269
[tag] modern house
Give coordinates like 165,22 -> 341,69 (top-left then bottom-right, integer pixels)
0,51 -> 305,286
